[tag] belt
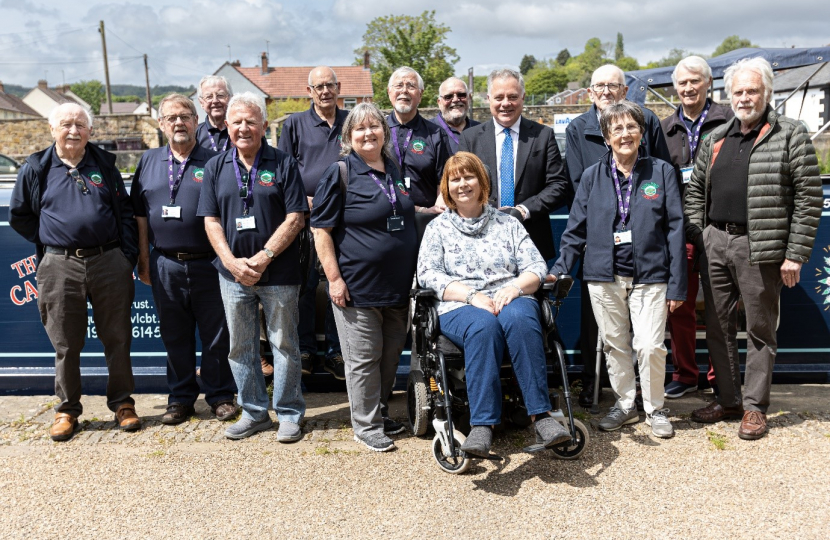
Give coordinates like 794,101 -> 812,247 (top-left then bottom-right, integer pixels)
44,240 -> 120,258
155,248 -> 215,261
711,221 -> 747,235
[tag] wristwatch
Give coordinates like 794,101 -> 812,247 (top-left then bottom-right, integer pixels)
465,289 -> 477,304
263,248 -> 276,260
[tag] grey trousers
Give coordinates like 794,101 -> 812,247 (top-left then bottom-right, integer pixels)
704,225 -> 782,413
332,303 -> 408,438
36,248 -> 136,417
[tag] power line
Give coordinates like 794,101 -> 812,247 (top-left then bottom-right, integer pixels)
0,27 -> 89,53
105,26 -> 143,55
0,25 -> 89,37
0,55 -> 142,65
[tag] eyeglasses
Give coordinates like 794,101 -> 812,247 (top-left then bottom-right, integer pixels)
201,92 -> 229,101
310,82 -> 337,93
68,168 -> 88,193
163,113 -> 196,123
591,83 -> 623,92
440,92 -> 467,101
610,123 -> 641,136
391,82 -> 419,92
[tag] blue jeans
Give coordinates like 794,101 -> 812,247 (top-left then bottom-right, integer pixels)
298,261 -> 341,358
439,297 -> 551,425
218,276 -> 305,423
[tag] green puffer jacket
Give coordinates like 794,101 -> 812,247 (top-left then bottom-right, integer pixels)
684,106 -> 822,264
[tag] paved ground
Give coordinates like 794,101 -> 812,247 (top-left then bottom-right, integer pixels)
1,385 -> 829,539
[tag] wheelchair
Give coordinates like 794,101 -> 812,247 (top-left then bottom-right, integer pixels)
407,272 -> 590,474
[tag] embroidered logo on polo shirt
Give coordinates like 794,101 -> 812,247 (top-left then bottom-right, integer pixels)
641,182 -> 659,200
88,171 -> 104,187
192,168 -> 204,183
396,181 -> 409,196
411,139 -> 426,154
337,134 -> 343,148
258,170 -> 275,186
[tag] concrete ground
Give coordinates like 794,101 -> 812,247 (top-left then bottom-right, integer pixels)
1,385 -> 829,539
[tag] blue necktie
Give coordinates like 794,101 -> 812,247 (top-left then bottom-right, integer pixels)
500,127 -> 514,207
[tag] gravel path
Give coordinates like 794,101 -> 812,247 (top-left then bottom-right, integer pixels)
1,386 -> 829,539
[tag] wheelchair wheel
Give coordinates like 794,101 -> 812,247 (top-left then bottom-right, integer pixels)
407,370 -> 430,436
432,430 -> 471,474
550,419 -> 589,460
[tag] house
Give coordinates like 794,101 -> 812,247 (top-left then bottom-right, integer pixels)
772,63 -> 830,132
545,87 -> 589,105
101,100 -> 158,119
22,80 -> 91,118
0,81 -> 40,120
192,53 -> 374,121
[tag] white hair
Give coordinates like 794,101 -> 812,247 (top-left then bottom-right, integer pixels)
724,57 -> 774,103
198,75 -> 233,96
487,68 -> 525,95
388,67 -> 424,91
672,56 -> 713,88
227,92 -> 267,124
591,64 -> 626,86
308,66 -> 338,86
48,103 -> 93,128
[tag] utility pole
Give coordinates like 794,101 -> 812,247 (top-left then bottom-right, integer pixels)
143,54 -> 152,117
98,20 -> 113,114
467,67 -> 474,119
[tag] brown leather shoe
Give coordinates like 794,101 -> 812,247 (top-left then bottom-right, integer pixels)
50,413 -> 78,442
115,403 -> 142,431
691,401 -> 744,423
261,356 -> 274,377
212,401 -> 239,421
738,410 -> 768,440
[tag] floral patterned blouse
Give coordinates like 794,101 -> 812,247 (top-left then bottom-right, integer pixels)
417,205 -> 547,315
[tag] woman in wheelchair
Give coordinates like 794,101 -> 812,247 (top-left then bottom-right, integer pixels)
416,152 -> 572,458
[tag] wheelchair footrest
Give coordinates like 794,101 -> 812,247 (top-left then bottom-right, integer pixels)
522,443 -> 549,454
470,452 -> 503,461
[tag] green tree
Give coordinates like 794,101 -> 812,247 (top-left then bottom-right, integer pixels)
70,80 -> 104,114
615,32 -> 624,61
354,11 -> 458,107
712,35 -> 757,57
267,98 -> 309,122
644,47 -> 692,69
519,54 -> 537,75
524,65 -> 568,97
555,48 -> 571,66
615,56 -> 639,72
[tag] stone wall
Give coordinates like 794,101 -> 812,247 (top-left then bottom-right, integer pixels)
0,115 -> 160,162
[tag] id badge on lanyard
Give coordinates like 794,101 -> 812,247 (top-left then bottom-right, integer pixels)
680,166 -> 693,184
614,230 -> 632,245
162,205 -> 181,219
236,215 -> 256,230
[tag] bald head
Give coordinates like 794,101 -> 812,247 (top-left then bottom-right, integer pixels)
307,65 -> 340,117
589,64 -> 628,111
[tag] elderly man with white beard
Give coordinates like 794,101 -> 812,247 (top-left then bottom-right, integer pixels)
385,66 -> 451,213
432,76 -> 480,155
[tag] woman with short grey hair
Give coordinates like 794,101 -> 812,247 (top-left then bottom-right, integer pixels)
311,102 -> 417,452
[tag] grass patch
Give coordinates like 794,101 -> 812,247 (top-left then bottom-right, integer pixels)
573,410 -> 592,423
707,430 -> 728,451
11,413 -> 26,426
315,446 -> 332,456
818,150 -> 830,175
147,449 -> 165,458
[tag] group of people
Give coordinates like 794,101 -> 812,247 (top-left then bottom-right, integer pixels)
9,54 -> 821,450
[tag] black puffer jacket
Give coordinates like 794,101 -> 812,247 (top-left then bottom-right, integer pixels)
684,106 -> 822,264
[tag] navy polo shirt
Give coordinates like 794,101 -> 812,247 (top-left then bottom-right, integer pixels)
431,114 -> 481,155
278,105 -> 349,196
311,152 -> 417,307
39,149 -> 118,249
196,120 -> 231,153
197,141 -> 308,286
130,144 -> 217,253
386,111 -> 450,208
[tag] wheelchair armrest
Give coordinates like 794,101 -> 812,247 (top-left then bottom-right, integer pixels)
542,273 -> 574,300
410,288 -> 437,298
504,207 -> 524,221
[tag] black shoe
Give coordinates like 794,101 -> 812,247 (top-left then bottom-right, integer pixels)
578,380 -> 595,408
324,354 -> 346,380
383,417 -> 406,435
300,352 -> 313,376
161,403 -> 195,425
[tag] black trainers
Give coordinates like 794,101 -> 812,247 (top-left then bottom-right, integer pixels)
383,417 -> 406,435
161,403 -> 195,425
324,353 -> 346,380
300,352 -> 313,376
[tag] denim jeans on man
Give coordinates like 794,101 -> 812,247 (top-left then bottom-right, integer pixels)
218,276 -> 305,423
439,297 -> 552,426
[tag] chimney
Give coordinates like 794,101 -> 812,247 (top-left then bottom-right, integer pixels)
38,79 -> 48,90
0,81 -> 4,93
261,52 -> 268,75
231,59 -> 241,67
363,51 -> 370,70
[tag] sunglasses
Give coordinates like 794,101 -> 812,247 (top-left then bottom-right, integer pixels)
440,92 -> 467,101
68,168 -> 88,193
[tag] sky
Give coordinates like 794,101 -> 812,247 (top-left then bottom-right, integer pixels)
0,0 -> 828,89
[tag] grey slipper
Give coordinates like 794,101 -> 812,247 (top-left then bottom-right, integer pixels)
277,421 -> 303,443
535,416 -> 572,448
459,426 -> 493,458
225,416 -> 273,440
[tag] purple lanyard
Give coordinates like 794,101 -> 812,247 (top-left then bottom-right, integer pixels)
391,126 -> 413,168
610,158 -> 635,230
232,146 -> 262,216
368,171 -> 398,215
680,101 -> 711,163
167,146 -> 189,205
435,114 -> 459,145
209,131 -> 229,153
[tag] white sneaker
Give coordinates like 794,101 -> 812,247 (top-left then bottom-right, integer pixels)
646,408 -> 674,438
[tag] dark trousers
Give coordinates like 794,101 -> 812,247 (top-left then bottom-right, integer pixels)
698,247 -> 724,386
37,248 -> 135,417
150,250 -> 236,406
704,225 -> 783,413
298,251 -> 340,358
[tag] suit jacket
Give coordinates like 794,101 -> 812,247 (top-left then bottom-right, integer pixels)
459,116 -> 568,260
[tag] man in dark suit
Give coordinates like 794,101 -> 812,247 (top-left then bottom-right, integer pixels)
458,68 -> 568,261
